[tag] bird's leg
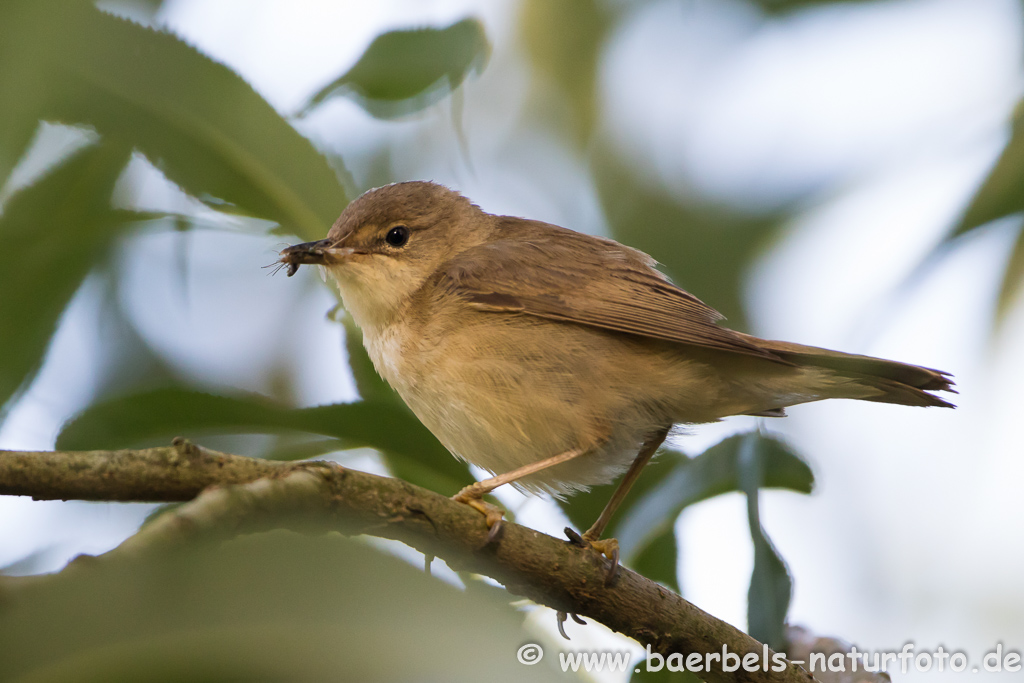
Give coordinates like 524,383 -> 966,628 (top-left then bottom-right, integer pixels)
583,427 -> 669,540
570,426 -> 670,585
453,445 -> 589,543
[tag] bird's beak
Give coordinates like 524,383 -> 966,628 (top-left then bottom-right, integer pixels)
281,238 -> 333,265
279,238 -> 356,276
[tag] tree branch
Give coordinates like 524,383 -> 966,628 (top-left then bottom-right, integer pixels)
0,443 -> 819,683
0,438 -> 296,501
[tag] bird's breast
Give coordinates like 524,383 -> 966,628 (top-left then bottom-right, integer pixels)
361,322 -> 412,394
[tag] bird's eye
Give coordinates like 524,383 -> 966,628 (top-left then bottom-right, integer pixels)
385,225 -> 409,247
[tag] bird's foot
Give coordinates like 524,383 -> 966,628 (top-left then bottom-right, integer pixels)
453,487 -> 505,544
564,527 -> 620,586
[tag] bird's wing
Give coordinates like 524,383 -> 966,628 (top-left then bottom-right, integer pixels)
433,223 -> 781,361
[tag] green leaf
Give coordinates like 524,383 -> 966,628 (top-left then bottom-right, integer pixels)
749,0 -> 879,13
0,113 -> 40,192
0,140 -> 133,413
954,101 -> 1024,236
739,433 -> 792,651
559,432 -> 810,594
519,0 -> 613,144
996,224 -> 1024,323
0,532 -> 562,682
304,18 -> 490,119
261,436 -> 354,462
6,1 -> 347,239
630,527 -> 680,593
0,2 -> 71,183
630,665 -> 704,683
910,99 -> 1024,332
614,433 -> 813,566
57,388 -> 474,495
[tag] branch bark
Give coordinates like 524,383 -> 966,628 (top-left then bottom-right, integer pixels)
1,442 -> 819,683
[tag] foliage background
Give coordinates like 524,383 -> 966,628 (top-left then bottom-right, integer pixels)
2,0 -> 1023,680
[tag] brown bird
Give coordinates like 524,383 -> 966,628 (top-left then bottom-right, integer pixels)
280,181 -> 954,576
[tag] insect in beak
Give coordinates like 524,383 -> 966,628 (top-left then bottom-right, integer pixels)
278,239 -> 357,276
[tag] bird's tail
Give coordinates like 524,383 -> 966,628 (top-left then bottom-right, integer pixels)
741,334 -> 957,409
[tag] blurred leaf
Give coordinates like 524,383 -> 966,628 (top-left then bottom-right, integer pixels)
262,436 -> 353,462
0,110 -> 40,193
0,1 -> 68,183
953,101 -> 1024,236
139,501 -> 185,529
304,18 -> 490,119
944,99 -> 1024,326
520,0 -> 613,144
996,225 -> 1024,322
739,433 -> 792,651
630,527 -> 680,593
0,141 -> 133,413
749,0 -> 880,13
2,1 -> 346,239
1,547 -> 60,577
905,101 -> 1024,332
91,269 -> 183,398
594,152 -> 787,330
0,532 -> 560,683
614,434 -> 813,566
57,388 -> 474,495
630,665 -> 703,683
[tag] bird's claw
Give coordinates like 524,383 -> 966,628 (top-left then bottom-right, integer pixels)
555,610 -> 588,640
453,490 -> 505,544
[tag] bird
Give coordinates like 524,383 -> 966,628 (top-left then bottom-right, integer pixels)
279,180 -> 954,578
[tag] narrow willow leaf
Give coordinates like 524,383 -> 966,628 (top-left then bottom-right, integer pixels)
897,101 -> 1024,334
19,1 -> 347,239
954,100 -> 1024,236
262,437 -> 353,463
57,388 -> 474,495
304,18 -> 490,119
996,223 -> 1024,325
749,0 -> 878,13
630,667 -> 703,683
0,141 -> 133,412
0,120 -> 40,194
520,0 -> 612,144
630,527 -> 680,593
0,2 -> 69,184
615,433 -> 813,564
739,433 -> 792,651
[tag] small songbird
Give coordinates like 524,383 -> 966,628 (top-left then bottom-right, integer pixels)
280,181 -> 954,574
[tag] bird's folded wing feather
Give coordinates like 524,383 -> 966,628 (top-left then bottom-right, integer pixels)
433,224 -> 781,361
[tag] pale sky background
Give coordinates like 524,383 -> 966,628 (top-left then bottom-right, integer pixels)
2,0 -> 1023,680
